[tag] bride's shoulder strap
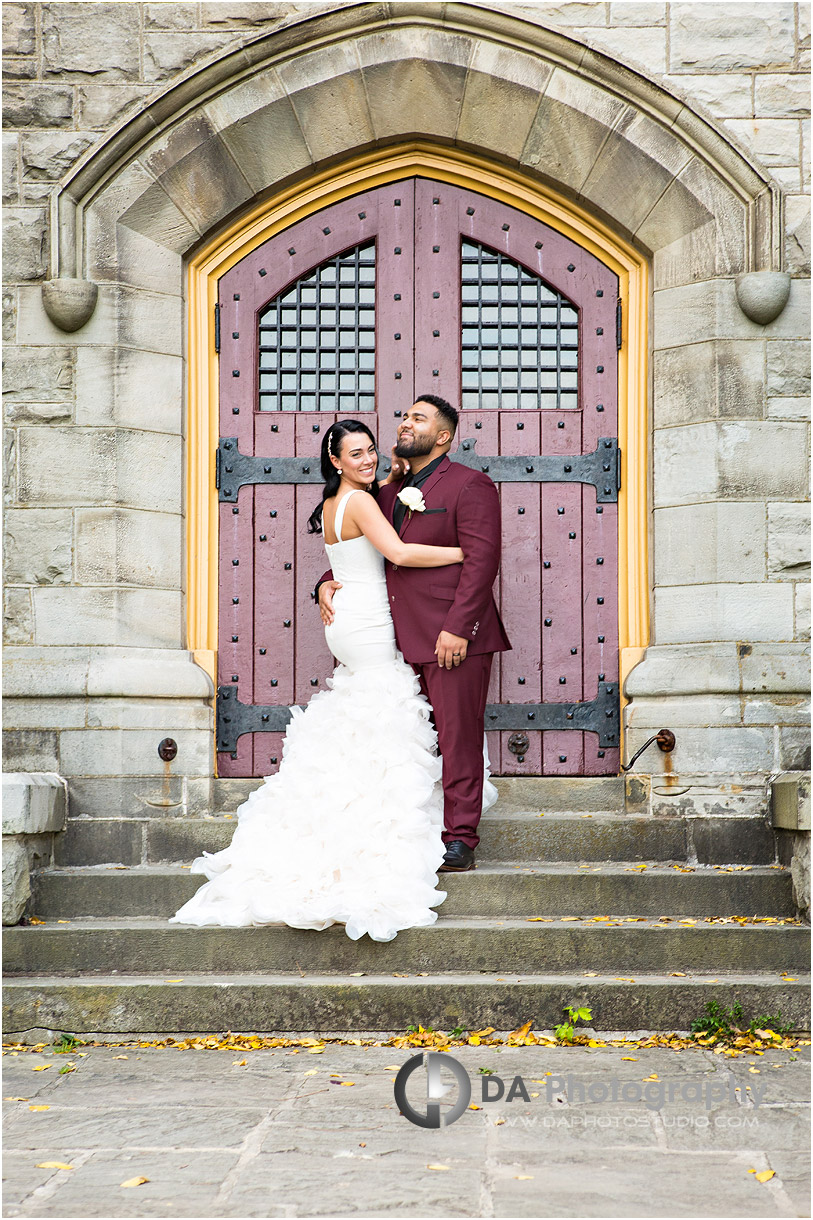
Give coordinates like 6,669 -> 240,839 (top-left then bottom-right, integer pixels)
334,489 -> 362,542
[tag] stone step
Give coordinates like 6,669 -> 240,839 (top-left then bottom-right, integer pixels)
28,863 -> 796,920
54,812 -> 779,868
210,775 -> 629,815
3,971 -> 809,1036
5,916 -> 809,977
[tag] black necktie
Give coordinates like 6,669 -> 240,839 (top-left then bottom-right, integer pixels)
392,472 -> 414,533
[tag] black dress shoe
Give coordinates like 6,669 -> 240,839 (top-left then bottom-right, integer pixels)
438,840 -> 476,871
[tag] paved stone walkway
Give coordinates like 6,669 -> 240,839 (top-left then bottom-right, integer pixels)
2,1042 -> 810,1217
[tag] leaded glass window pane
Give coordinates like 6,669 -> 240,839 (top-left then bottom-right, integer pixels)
460,240 -> 579,410
258,242 -> 375,411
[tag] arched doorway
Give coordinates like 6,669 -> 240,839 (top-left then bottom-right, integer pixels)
211,174 -> 627,779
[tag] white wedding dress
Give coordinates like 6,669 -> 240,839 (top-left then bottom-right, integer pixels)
171,489 -> 496,943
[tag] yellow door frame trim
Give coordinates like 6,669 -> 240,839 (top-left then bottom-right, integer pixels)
187,143 -> 650,704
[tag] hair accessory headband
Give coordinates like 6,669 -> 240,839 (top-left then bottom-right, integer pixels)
326,427 -> 334,458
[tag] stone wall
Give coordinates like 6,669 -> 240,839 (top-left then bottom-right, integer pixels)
2,2 -> 810,802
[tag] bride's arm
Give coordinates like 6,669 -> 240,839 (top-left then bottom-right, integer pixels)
349,493 -> 463,567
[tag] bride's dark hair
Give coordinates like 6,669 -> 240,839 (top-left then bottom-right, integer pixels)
307,419 -> 380,534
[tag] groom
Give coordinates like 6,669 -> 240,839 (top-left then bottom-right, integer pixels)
318,394 -> 511,871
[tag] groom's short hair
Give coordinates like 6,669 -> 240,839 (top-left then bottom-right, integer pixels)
416,393 -> 458,437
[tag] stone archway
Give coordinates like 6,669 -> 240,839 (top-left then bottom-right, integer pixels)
29,1 -> 804,781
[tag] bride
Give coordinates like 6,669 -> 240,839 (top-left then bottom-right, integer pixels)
171,418 -> 471,942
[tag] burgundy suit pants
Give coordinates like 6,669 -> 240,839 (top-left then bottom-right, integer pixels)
413,653 -> 493,850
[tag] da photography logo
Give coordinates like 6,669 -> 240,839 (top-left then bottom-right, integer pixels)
394,1053 -> 471,1128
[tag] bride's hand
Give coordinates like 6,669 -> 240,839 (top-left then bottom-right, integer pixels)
387,446 -> 410,482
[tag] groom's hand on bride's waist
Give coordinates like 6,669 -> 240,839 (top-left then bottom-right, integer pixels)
435,630 -> 468,669
318,580 -> 342,626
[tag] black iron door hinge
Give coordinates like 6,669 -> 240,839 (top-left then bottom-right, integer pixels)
216,437 -> 621,503
616,299 -> 622,349
214,302 -> 221,354
216,681 -> 619,755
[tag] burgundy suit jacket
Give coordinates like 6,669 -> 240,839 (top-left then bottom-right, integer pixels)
318,455 -> 511,665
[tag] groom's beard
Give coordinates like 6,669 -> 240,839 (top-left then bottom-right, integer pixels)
394,434 -> 436,459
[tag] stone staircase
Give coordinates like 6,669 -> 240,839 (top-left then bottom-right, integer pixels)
3,778 -> 810,1037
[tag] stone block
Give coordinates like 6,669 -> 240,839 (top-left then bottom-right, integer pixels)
75,508 -> 182,588
54,818 -> 144,866
4,398 -> 72,424
21,131 -> 97,182
2,773 -> 67,836
528,2 -> 609,23
2,345 -> 73,402
270,44 -> 370,164
3,287 -> 15,342
93,162 -> 198,274
2,4 -> 35,55
780,728 -> 812,771
16,281 -> 117,347
59,728 -> 212,778
2,647 -> 92,698
142,31 -> 239,84
199,2 -> 309,24
2,645 -> 213,698
625,643 -> 741,697
609,4 -> 666,26
717,421 -> 809,500
772,772 -> 811,831
42,2 -> 140,82
754,73 -> 811,118
738,642 -> 811,693
458,44 -> 553,163
144,3 -> 199,30
654,583 -> 795,644
569,24 -> 667,73
654,501 -> 765,586
2,57 -> 36,81
204,75 -> 313,196
78,85 -> 153,131
742,695 -> 810,726
653,422 -> 718,506
2,208 -> 46,281
18,427 -> 117,505
64,775 -> 187,818
32,588 -> 183,648
140,114 -> 254,236
117,285 -> 183,357
767,503 -> 810,579
3,588 -> 33,645
357,29 -> 471,144
2,697 -> 87,730
631,723 -> 775,772
2,85 -> 74,128
724,118 -> 802,169
795,581 -> 810,640
2,730 -> 59,772
2,133 -> 18,204
18,427 -> 182,512
768,397 -> 810,420
2,838 -> 29,925
662,73 -> 752,119
767,340 -> 810,397
3,508 -> 72,585
581,109 -> 692,236
75,347 -> 183,434
84,698 -> 212,731
521,67 -> 632,195
785,194 -> 811,277
654,277 -> 810,348
653,340 -> 765,427
625,693 -> 742,729
669,4 -> 795,72
4,426 -> 17,506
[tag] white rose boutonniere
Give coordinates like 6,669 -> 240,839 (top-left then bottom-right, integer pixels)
397,486 -> 426,520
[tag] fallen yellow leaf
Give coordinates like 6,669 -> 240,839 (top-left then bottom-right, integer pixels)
36,1162 -> 73,1171
4,1096 -> 28,1101
165,979 -> 184,984
621,1057 -> 638,1061
32,1065 -> 51,1072
427,1164 -> 449,1171
340,1081 -> 355,1086
754,1170 -> 775,1183
120,1176 -> 150,1188
304,1069 -> 318,1076
307,1047 -> 325,1054
114,1055 -> 128,1060
516,1175 -> 534,1180
469,1104 -> 481,1110
29,1106 -> 50,1111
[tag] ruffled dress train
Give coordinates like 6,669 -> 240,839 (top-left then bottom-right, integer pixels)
171,490 -> 462,942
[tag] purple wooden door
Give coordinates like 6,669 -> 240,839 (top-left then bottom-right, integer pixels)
216,179 -> 619,778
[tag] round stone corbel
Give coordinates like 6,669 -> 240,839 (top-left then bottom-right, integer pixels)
735,270 -> 791,326
41,277 -> 98,332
